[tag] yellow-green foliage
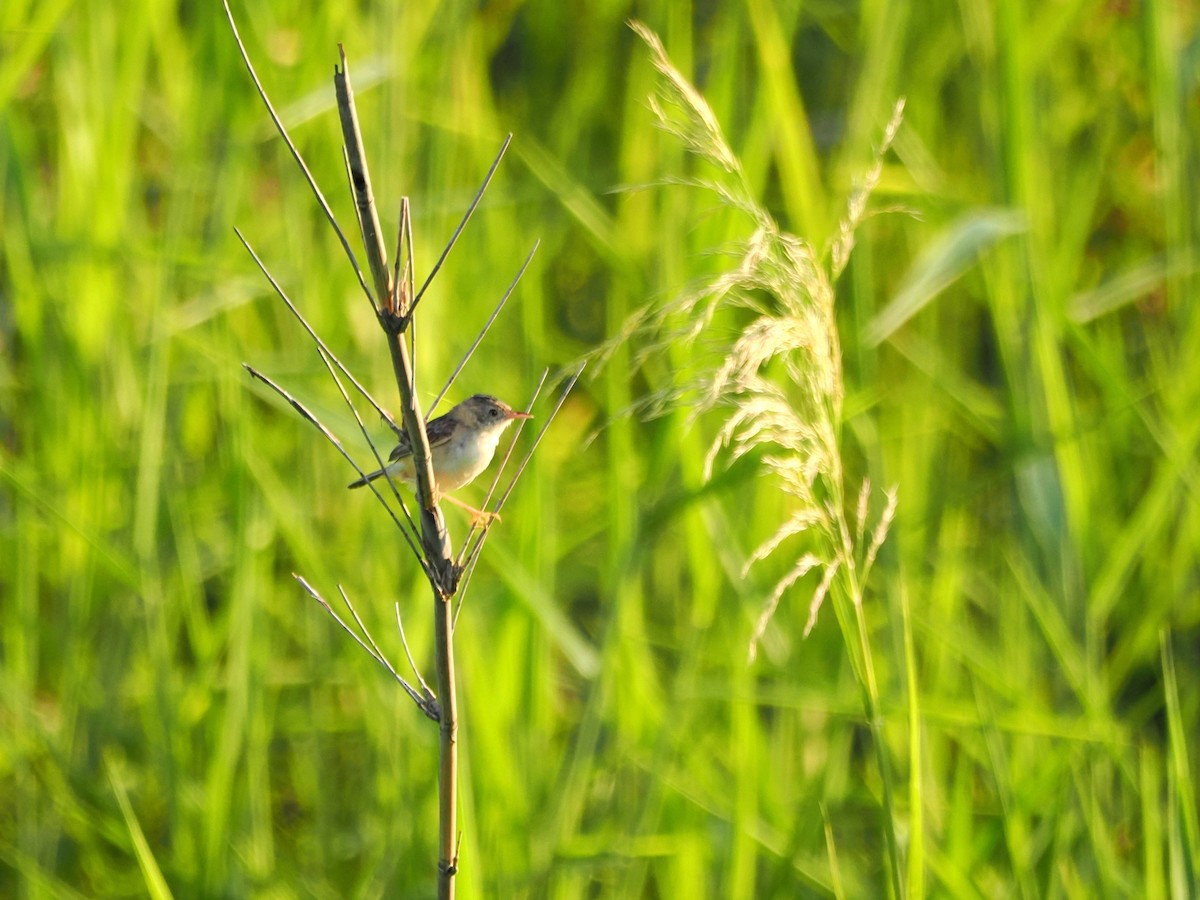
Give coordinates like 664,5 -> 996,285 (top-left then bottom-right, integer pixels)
2,1 -> 1197,898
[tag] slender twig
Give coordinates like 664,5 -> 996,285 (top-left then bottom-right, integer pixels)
234,228 -> 399,432
396,603 -> 436,704
461,370 -> 548,552
231,229 -> 424,554
222,1 -> 377,312
295,576 -> 437,720
429,240 -> 540,418
403,201 -> 416,303
450,390 -> 539,626
243,366 -> 432,575
390,198 -> 411,317
241,366 -> 339,458
399,200 -> 419,404
340,585 -> 398,676
454,365 -> 584,617
451,550 -> 486,631
398,201 -> 418,406
492,365 -> 584,513
411,135 -> 513,312
235,229 -> 423,543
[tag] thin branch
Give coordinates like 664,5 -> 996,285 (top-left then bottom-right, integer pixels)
860,485 -> 898,586
452,376 -> 547,625
429,240 -> 540,418
231,30 -> 523,899
455,365 -> 585,606
244,365 -> 430,574
401,199 -> 419,404
411,134 -> 513,313
243,366 -> 345,450
340,584 -> 397,677
222,1 -> 377,312
492,364 -> 585,515
456,373 -> 547,580
396,602 -> 436,705
234,230 -> 424,547
295,576 -> 437,719
300,578 -> 390,670
451,548 -> 486,631
233,228 -> 399,431
465,370 -> 548,546
391,198 -> 413,317
403,200 -> 416,304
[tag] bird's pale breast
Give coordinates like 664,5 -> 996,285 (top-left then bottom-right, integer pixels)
434,429 -> 503,491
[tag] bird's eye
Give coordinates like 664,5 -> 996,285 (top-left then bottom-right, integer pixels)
490,408 -> 500,418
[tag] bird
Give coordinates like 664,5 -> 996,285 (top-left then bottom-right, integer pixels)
348,394 -> 531,520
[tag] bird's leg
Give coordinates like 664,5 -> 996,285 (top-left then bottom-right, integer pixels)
442,494 -> 501,526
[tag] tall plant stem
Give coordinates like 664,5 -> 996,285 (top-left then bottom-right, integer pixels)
335,52 -> 459,896
382,329 -> 458,896
433,572 -> 458,898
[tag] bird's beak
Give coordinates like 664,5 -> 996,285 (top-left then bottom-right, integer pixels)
507,409 -> 533,420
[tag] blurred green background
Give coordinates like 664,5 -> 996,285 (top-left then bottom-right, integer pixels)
3,0 -> 1198,897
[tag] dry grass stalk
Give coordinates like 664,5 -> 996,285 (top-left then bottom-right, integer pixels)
624,20 -> 902,661
618,23 -> 907,893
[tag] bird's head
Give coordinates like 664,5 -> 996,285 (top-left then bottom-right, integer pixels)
457,394 -> 533,436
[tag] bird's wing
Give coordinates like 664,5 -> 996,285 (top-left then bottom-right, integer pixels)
387,434 -> 412,462
387,414 -> 455,461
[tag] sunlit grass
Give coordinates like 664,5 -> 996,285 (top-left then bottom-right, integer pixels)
2,1 -> 1197,898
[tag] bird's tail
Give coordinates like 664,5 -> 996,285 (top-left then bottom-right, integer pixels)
347,467 -> 389,489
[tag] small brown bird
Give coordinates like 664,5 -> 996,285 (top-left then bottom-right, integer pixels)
349,395 -> 531,516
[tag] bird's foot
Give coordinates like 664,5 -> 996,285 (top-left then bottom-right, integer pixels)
443,494 -> 501,527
